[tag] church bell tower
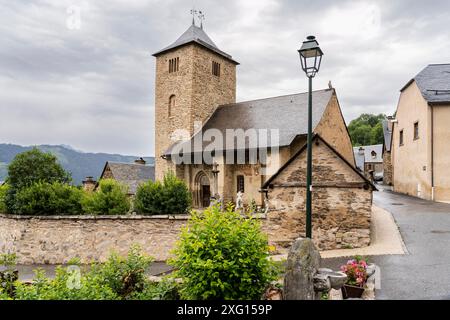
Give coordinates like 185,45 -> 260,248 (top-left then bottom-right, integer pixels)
153,18 -> 239,180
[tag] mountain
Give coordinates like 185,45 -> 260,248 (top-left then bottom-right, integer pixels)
0,144 -> 154,185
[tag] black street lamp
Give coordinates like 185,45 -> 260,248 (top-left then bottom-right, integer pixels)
298,35 -> 324,239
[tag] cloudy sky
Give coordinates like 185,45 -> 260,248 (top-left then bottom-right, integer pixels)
1,0 -> 450,156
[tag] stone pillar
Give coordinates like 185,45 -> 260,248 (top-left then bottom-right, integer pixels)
284,238 -> 321,300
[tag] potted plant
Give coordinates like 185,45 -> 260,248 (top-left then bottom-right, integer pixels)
340,256 -> 368,299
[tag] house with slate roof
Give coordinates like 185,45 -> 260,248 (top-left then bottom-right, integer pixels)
97,158 -> 155,196
392,64 -> 450,202
352,144 -> 383,177
151,21 -> 374,249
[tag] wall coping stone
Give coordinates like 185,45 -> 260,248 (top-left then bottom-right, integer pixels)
0,212 -> 266,220
0,213 -> 190,221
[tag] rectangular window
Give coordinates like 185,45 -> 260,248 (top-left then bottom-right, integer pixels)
169,57 -> 179,73
399,129 -> 404,146
212,61 -> 220,77
414,122 -> 419,140
237,175 -> 244,193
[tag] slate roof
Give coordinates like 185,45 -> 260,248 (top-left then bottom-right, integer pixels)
153,24 -> 239,64
164,89 -> 334,156
101,162 -> 155,195
382,120 -> 393,152
353,144 -> 383,164
401,64 -> 450,104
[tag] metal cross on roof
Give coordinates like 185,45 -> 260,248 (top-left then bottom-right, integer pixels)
190,8 -> 205,29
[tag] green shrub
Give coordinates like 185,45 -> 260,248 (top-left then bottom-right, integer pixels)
169,205 -> 278,300
13,182 -> 84,215
134,180 -> 164,214
0,184 -> 8,213
82,179 -> 130,215
90,245 -> 153,299
12,245 -> 162,300
129,278 -> 180,300
14,267 -> 118,300
135,172 -> 191,215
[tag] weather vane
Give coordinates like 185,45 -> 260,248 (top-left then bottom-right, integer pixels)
190,8 -> 205,29
197,11 -> 205,29
190,8 -> 197,25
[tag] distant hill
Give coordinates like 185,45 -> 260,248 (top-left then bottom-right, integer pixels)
0,144 -> 154,185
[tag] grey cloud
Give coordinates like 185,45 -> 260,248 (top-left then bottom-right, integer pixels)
1,0 -> 450,155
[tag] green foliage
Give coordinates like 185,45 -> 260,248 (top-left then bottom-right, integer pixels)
7,148 -> 71,191
14,267 -> 118,300
10,245 -> 176,300
129,278 -> 180,300
0,183 -> 8,213
134,171 -> 191,215
169,205 -> 278,300
13,182 -> 84,215
89,245 -> 153,299
0,253 -> 17,268
348,113 -> 386,146
82,179 -> 130,215
5,148 -> 72,213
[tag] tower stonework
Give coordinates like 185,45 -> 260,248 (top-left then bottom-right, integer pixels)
153,24 -> 238,180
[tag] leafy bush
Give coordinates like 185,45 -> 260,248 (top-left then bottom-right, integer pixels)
11,245 -> 174,300
0,253 -> 18,298
0,184 -> 8,213
13,182 -> 84,215
82,179 -> 130,215
169,205 -> 278,300
135,172 -> 191,215
90,245 -> 153,299
14,267 -> 118,300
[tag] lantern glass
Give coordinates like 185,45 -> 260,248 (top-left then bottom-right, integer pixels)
298,36 -> 323,78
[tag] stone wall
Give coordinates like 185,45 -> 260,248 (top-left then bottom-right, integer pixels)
154,43 -> 237,181
264,137 -> 373,251
383,151 -> 393,185
0,214 -> 188,264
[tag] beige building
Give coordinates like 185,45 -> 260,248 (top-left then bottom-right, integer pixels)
382,119 -> 393,185
391,64 -> 450,202
152,22 -> 374,248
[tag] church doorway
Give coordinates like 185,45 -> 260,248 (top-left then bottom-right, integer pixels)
195,171 -> 211,208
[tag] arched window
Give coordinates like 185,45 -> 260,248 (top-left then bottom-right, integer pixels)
168,95 -> 175,116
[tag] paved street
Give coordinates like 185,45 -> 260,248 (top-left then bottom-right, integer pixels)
323,187 -> 450,299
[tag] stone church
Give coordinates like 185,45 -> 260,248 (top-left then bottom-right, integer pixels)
153,22 -> 374,249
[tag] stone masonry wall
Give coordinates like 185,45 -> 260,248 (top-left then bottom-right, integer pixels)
383,151 -> 393,185
0,214 -> 188,264
154,43 -> 237,181
265,138 -> 372,251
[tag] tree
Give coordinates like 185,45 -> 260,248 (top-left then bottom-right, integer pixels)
0,184 -> 8,213
5,148 -> 72,213
348,113 -> 386,146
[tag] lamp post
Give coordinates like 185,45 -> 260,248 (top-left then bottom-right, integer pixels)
298,35 -> 323,239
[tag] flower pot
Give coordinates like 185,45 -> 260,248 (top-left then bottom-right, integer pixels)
341,284 -> 364,299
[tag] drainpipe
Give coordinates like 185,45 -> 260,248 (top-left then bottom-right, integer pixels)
431,105 -> 435,201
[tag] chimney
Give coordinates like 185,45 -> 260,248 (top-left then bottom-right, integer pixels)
134,157 -> 146,165
358,147 -> 365,155
82,176 -> 97,192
